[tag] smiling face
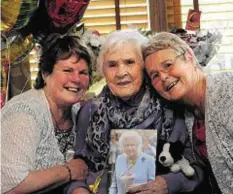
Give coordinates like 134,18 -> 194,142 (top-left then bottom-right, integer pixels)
145,49 -> 196,102
103,43 -> 144,99
43,55 -> 89,107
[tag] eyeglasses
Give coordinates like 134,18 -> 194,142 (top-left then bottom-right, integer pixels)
149,53 -> 185,84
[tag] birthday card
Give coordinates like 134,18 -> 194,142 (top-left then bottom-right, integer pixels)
108,129 -> 157,194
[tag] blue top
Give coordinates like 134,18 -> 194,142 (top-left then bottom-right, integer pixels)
109,152 -> 155,194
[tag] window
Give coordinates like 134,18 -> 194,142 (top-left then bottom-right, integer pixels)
181,0 -> 233,70
82,0 -> 150,34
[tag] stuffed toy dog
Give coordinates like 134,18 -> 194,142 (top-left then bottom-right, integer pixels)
159,141 -> 195,177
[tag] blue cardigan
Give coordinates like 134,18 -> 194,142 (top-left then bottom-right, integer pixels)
109,153 -> 155,194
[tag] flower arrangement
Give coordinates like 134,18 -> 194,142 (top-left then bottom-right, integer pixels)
81,29 -> 105,61
140,27 -> 223,67
80,29 -> 106,83
170,28 -> 222,67
82,29 -> 105,83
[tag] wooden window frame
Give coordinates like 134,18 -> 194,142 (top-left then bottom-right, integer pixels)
148,0 -> 199,32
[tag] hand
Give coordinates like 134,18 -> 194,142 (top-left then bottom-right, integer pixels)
66,159 -> 89,181
126,176 -> 168,194
72,187 -> 90,194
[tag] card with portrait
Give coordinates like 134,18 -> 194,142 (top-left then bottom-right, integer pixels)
108,129 -> 157,194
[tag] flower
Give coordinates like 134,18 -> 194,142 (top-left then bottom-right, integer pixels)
171,28 -> 222,67
80,29 -> 106,83
141,157 -> 146,163
81,30 -> 105,49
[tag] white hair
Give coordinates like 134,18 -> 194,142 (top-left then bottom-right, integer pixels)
97,30 -> 148,75
118,131 -> 143,155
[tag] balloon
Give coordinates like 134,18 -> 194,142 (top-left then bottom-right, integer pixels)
45,0 -> 90,28
1,33 -> 35,66
1,0 -> 40,33
1,54 -> 9,108
9,56 -> 32,98
25,0 -> 90,43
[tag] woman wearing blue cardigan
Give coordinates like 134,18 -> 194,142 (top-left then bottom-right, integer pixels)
109,131 -> 155,194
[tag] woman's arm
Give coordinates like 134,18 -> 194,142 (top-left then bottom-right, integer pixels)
7,159 -> 88,194
127,176 -> 168,194
7,163 -> 76,193
2,110 -> 88,193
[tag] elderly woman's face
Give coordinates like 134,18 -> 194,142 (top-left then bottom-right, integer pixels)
103,44 -> 144,98
123,138 -> 138,159
43,55 -> 89,106
145,49 -> 196,101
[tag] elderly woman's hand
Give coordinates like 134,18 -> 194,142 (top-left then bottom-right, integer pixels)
72,187 -> 90,194
126,176 -> 168,194
67,159 -> 89,181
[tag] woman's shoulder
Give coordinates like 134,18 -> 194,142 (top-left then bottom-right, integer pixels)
206,71 -> 233,103
5,89 -> 44,104
207,71 -> 233,85
2,89 -> 46,117
78,96 -> 104,116
205,71 -> 233,133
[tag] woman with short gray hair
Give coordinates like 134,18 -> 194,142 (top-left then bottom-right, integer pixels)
132,31 -> 232,194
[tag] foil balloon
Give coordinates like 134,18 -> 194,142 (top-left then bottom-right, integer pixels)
1,33 -> 35,67
1,0 -> 40,33
24,0 -> 90,43
9,57 -> 32,98
45,0 -> 90,28
1,55 -> 9,108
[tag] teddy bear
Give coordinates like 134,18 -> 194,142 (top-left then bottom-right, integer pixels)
159,141 -> 195,177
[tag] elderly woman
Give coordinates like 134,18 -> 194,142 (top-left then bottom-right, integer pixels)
1,34 -> 92,193
67,30 -> 203,194
130,32 -> 233,194
109,131 -> 155,194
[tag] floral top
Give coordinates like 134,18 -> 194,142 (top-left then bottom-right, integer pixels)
193,120 -> 207,159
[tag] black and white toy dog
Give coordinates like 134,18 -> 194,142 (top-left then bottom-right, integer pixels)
159,141 -> 195,177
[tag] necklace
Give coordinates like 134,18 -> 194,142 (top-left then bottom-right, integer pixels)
50,109 -> 74,160
127,159 -> 136,169
50,108 -> 72,131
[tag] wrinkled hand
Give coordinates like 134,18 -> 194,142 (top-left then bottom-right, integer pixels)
66,159 -> 89,181
72,187 -> 90,194
126,176 -> 168,194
